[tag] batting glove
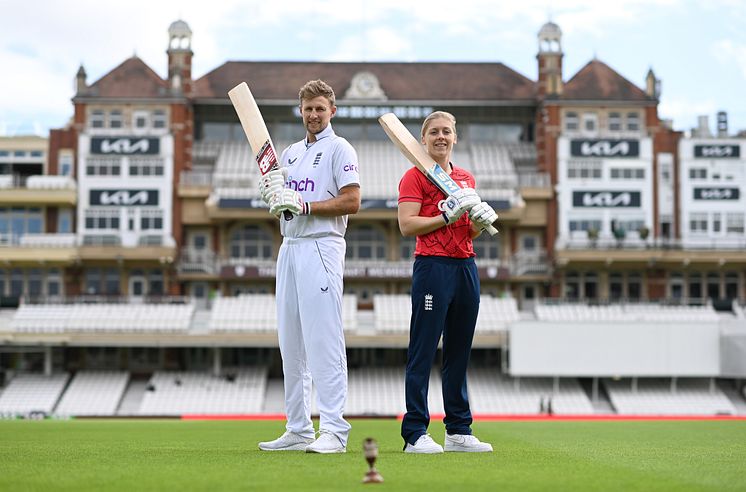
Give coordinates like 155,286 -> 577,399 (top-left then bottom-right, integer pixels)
469,201 -> 498,229
268,189 -> 310,217
441,187 -> 481,225
258,168 -> 287,205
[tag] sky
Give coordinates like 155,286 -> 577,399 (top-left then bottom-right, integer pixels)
1,0 -> 745,137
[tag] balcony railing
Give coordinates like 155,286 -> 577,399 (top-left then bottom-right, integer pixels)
558,235 -> 746,251
0,174 -> 76,189
179,170 -> 213,187
517,171 -> 551,188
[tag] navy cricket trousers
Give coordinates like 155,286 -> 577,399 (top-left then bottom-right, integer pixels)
401,255 -> 480,446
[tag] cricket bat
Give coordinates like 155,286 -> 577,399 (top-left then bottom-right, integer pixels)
378,113 -> 498,236
228,82 -> 292,221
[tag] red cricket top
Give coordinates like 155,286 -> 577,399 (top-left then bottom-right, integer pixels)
398,164 -> 477,259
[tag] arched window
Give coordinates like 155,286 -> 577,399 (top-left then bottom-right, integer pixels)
230,225 -> 273,260
346,224 -> 386,260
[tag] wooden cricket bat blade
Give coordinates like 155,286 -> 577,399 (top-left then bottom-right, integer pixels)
378,113 -> 498,236
228,82 -> 292,221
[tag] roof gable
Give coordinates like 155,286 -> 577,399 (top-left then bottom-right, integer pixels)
563,60 -> 651,102
193,62 -> 536,102
88,56 -> 168,98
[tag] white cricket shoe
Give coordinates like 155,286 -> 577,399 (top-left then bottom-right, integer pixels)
444,433 -> 493,452
305,430 -> 346,454
258,431 -> 314,451
404,434 -> 444,454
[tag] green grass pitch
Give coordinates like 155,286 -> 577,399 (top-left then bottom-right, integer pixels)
1,419 -> 745,491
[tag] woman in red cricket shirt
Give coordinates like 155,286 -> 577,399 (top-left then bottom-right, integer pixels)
397,111 -> 497,454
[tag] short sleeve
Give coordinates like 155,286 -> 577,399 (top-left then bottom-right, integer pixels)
333,139 -> 360,189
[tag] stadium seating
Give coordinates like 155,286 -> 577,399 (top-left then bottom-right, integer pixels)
604,378 -> 737,415
342,294 -> 358,332
534,302 -> 719,322
209,294 -> 358,333
467,369 -> 594,415
0,373 -> 70,416
373,294 -> 411,333
11,302 -> 195,333
374,294 -> 520,334
476,296 -> 520,333
353,141 -> 411,198
469,143 -> 517,189
54,371 -> 129,416
209,295 -> 277,332
312,367 -> 443,416
138,368 -> 268,415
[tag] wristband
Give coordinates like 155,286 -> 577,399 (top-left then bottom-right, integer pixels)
303,202 -> 311,215
441,212 -> 449,225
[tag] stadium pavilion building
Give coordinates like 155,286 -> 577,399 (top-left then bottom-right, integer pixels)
0,20 -> 745,418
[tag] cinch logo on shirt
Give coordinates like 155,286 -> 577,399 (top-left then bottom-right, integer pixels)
343,164 -> 358,172
288,177 -> 316,192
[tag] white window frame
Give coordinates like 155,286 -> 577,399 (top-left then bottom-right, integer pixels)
626,112 -> 640,131
109,109 -> 123,129
153,110 -> 167,129
90,110 -> 105,129
608,112 -> 622,131
582,112 -> 598,134
133,110 -> 149,129
565,112 -> 579,131
689,213 -> 708,234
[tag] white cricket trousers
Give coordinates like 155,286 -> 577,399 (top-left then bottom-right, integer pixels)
276,235 -> 351,445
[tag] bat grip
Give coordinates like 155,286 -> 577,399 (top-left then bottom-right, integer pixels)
283,210 -> 293,221
483,224 -> 498,236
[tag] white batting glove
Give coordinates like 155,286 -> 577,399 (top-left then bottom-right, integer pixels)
258,168 -> 287,205
469,201 -> 498,229
268,189 -> 309,217
440,187 -> 481,225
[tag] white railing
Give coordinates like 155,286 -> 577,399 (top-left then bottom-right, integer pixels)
19,234 -> 76,248
557,235 -> 746,251
179,170 -> 213,187
518,171 -> 551,188
26,176 -> 76,190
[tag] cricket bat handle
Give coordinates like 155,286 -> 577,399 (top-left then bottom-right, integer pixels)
482,223 -> 498,236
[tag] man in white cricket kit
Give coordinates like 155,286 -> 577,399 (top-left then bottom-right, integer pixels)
257,79 -> 360,454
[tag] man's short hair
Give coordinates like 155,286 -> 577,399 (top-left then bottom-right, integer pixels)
299,79 -> 336,106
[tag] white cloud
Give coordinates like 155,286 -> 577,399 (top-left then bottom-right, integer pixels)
713,39 -> 746,80
325,26 -> 415,62
1,0 -> 745,134
658,97 -> 719,132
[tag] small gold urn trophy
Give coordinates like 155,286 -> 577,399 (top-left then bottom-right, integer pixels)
362,438 -> 384,484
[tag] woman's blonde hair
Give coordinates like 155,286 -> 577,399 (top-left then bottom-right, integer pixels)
421,111 -> 457,138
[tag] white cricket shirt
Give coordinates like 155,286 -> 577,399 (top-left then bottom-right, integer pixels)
279,124 -> 360,238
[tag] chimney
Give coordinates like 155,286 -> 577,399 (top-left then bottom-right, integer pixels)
717,111 -> 728,138
76,65 -> 87,95
696,115 -> 711,138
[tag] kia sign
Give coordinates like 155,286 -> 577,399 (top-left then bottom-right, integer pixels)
570,139 -> 639,158
694,188 -> 740,200
693,145 -> 740,158
90,189 -> 158,206
91,137 -> 160,155
573,191 -> 641,207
